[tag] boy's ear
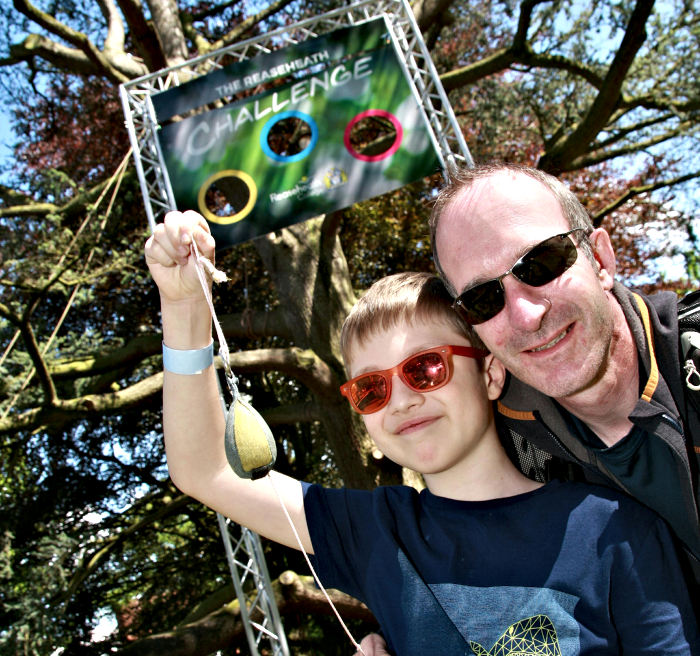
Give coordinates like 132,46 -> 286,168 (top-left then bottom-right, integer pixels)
483,354 -> 506,401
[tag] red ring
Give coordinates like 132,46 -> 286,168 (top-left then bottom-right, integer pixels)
344,110 -> 403,162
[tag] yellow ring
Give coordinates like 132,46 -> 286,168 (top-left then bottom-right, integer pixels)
197,170 -> 257,225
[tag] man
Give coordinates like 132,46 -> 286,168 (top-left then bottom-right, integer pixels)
431,163 -> 700,570
354,162 -> 700,655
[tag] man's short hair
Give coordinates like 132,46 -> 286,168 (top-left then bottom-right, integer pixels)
429,163 -> 596,297
340,272 -> 486,366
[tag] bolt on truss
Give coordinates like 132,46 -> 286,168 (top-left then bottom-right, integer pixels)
217,513 -> 290,656
120,0 -> 472,230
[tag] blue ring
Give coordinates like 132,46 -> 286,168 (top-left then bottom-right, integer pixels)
260,111 -> 318,163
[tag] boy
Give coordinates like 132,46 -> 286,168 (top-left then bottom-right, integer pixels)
146,211 -> 699,655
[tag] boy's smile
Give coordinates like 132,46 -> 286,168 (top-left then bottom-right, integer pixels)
347,319 -> 506,495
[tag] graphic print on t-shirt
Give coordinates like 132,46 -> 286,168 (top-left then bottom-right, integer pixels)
398,550 -> 581,656
469,615 -> 560,656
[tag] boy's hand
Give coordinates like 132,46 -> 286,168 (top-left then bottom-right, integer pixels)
353,634 -> 392,656
145,210 -> 216,305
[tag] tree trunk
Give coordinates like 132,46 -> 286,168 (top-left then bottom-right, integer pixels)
255,215 -> 402,490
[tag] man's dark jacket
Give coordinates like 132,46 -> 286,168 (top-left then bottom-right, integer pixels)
497,282 -> 700,584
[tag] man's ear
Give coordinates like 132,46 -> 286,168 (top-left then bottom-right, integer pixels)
483,354 -> 507,401
589,228 -> 616,291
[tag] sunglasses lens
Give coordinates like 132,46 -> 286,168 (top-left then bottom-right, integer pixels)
403,353 -> 447,389
514,235 -> 577,287
455,283 -> 505,326
351,374 -> 388,413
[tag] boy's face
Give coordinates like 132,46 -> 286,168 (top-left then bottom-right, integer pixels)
347,318 -> 503,483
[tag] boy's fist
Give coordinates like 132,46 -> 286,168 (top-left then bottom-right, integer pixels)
145,210 -> 216,304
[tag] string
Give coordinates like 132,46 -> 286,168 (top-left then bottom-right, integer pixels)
267,472 -> 365,654
188,236 -> 366,656
1,149 -> 132,421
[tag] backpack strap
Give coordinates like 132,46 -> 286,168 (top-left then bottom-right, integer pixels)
679,290 -> 700,405
632,293 -> 659,401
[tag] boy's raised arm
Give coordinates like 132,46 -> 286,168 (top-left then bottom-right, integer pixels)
145,210 -> 311,553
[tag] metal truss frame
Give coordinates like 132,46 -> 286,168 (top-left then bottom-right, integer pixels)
120,0 -> 472,231
217,513 -> 290,656
122,2 -> 472,653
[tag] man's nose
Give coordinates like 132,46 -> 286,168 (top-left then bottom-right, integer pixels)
501,275 -> 551,332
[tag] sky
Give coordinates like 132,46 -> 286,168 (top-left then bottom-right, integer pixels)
0,109 -> 15,184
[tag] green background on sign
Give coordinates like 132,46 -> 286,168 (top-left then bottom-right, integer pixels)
158,44 -> 441,249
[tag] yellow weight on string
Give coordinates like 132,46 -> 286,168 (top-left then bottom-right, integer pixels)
224,393 -> 276,480
187,238 -> 276,480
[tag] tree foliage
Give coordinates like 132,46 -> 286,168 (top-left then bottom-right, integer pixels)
0,0 -> 698,653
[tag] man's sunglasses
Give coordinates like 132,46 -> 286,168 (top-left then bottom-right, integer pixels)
340,345 -> 489,415
453,228 -> 587,326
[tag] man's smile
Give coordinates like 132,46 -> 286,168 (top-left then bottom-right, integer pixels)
528,325 -> 574,353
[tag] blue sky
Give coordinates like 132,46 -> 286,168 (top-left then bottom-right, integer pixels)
0,109 -> 15,183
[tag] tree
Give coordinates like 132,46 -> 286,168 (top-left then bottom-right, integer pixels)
0,0 -> 698,653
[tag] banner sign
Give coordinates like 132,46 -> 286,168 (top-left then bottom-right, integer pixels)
152,19 -> 389,121
157,20 -> 441,250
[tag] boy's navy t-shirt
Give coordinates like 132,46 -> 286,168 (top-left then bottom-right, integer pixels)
302,480 -> 699,656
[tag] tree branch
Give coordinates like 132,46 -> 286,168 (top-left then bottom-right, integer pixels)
207,0 -> 296,53
191,0 -> 243,22
55,493 -> 194,606
93,0 -> 148,77
568,121 -> 691,171
143,0 -> 189,66
440,48 -> 517,91
441,0 -> 604,93
44,310 -> 289,382
0,347 -> 337,435
411,0 -> 456,32
583,113 -> 674,154
515,50 -> 605,89
619,93 -> 700,116
114,0 -> 167,71
0,168 -> 136,220
261,401 -> 322,426
118,570 -> 377,656
12,0 -> 131,82
7,33 -> 111,76
591,171 -> 700,226
97,0 -> 125,53
0,184 -> 35,208
0,302 -> 57,405
513,0 -> 552,47
0,371 -> 164,435
226,348 -> 340,403
538,0 -> 655,174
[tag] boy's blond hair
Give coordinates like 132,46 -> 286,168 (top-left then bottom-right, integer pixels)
340,272 -> 486,365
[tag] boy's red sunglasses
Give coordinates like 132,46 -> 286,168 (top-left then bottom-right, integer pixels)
340,345 -> 489,415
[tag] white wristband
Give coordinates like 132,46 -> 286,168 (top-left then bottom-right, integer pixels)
162,340 -> 214,375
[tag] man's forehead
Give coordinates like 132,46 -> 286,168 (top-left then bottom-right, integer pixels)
436,172 -> 569,291
442,171 -> 557,223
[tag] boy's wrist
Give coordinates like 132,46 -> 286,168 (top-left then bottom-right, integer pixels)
160,296 -> 212,350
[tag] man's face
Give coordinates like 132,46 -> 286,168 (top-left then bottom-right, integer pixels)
435,172 -> 615,399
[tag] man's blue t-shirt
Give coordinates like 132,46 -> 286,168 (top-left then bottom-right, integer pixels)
302,480 -> 699,656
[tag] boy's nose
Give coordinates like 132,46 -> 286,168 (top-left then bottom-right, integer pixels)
387,375 -> 424,413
